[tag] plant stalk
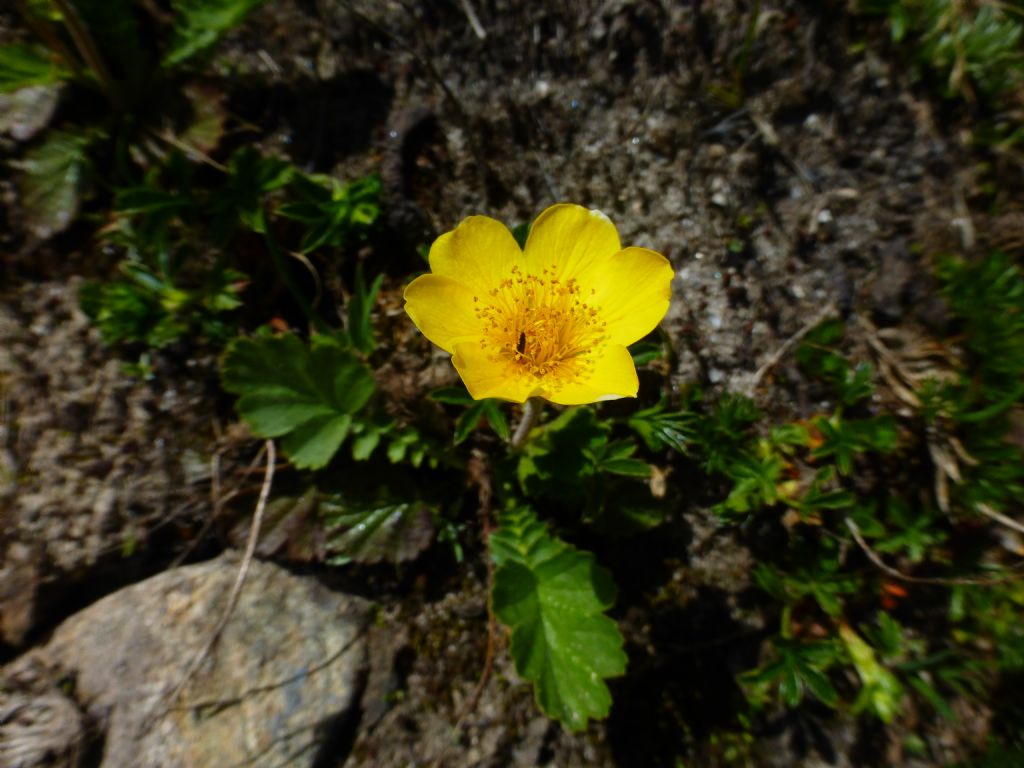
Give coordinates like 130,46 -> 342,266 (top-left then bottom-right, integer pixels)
510,398 -> 542,450
51,0 -> 122,110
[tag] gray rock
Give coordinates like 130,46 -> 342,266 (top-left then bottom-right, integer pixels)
0,691 -> 85,768
5,554 -> 370,768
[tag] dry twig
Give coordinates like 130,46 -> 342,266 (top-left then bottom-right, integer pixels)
458,0 -> 487,39
845,516 -> 1024,586
744,302 -> 837,398
158,439 -> 277,715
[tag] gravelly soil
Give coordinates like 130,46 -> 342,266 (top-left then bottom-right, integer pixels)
0,1 -> 1011,766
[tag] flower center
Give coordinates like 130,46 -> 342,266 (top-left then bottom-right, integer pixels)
473,264 -> 607,388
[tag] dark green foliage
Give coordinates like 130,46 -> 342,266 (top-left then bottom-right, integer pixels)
797,318 -> 875,406
0,43 -> 69,91
4,0 -> 265,240
860,0 -> 1024,102
430,387 -> 510,444
934,253 -> 1024,518
80,261 -> 245,348
938,252 -> 1024,404
277,174 -> 381,253
694,392 -> 761,474
347,264 -> 385,355
952,746 -> 1024,768
740,638 -> 842,709
627,398 -> 695,454
517,407 -> 651,506
809,414 -> 897,475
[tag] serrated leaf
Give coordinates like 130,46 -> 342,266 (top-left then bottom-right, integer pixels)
180,83 -> 227,155
0,84 -> 61,141
322,498 -> 434,564
490,508 -> 626,731
229,487 -> 321,561
163,0 -> 266,68
221,332 -> 375,469
16,128 -> 95,239
0,43 -> 69,93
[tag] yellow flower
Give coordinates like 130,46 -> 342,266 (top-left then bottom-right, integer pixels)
404,203 -> 673,405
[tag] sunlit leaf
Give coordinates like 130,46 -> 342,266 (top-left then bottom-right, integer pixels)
840,623 -> 904,724
0,84 -> 61,141
221,332 -> 375,469
15,128 -> 95,239
322,497 -> 434,565
490,507 -> 626,731
0,43 -> 69,93
163,0 -> 266,67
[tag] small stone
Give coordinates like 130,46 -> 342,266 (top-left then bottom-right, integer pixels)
5,555 -> 371,768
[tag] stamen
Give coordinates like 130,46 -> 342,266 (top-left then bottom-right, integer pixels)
474,263 -> 607,391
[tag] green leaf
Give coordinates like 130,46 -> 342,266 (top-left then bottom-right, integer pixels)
278,173 -> 380,253
454,399 -> 510,444
163,0 -> 267,68
629,341 -> 663,366
490,507 -> 627,731
322,497 -> 434,565
511,221 -> 530,249
0,43 -> 69,92
221,332 -> 376,469
627,398 -> 694,454
740,638 -> 840,709
908,674 -> 954,720
15,128 -> 95,239
430,386 -> 474,405
216,147 -> 293,235
840,624 -> 904,723
518,407 -> 610,497
347,262 -> 384,355
0,82 -> 61,141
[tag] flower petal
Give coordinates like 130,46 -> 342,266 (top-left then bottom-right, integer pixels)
428,215 -> 523,296
589,246 -> 674,346
452,341 -> 539,403
547,344 -> 639,405
404,274 -> 480,354
523,204 -> 621,283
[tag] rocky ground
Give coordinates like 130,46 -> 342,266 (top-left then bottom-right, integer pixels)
2,1 -> 1021,766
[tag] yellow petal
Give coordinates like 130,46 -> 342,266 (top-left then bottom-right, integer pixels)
590,246 -> 674,346
547,344 -> 639,405
523,204 -> 621,283
404,274 -> 480,354
428,215 -> 523,296
452,341 -> 539,403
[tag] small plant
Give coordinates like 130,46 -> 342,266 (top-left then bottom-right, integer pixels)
1,0 -> 268,239
860,0 -> 1024,104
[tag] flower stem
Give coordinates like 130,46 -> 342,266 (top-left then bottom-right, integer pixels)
510,398 -> 542,450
